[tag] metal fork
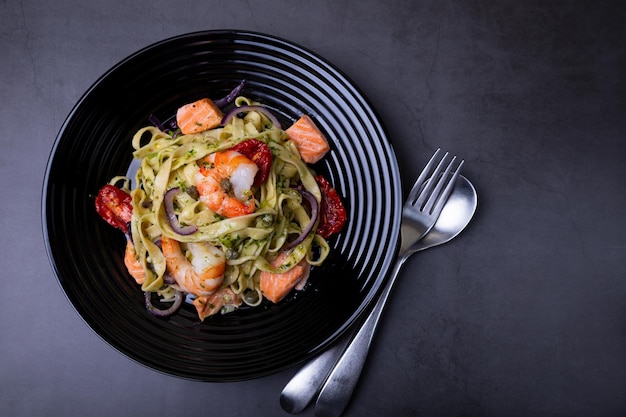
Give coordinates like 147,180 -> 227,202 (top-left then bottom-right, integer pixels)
280,149 -> 463,417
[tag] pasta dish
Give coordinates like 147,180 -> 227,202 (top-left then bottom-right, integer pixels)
95,84 -> 347,320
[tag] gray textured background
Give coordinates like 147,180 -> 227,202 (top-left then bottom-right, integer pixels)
2,1 -> 625,416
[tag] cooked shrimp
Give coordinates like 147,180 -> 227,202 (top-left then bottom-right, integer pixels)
196,150 -> 258,218
124,240 -> 145,285
161,236 -> 226,297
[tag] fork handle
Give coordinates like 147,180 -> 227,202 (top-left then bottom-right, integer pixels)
314,257 -> 405,417
280,325 -> 357,413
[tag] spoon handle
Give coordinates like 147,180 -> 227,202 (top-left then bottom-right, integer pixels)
314,257 -> 405,417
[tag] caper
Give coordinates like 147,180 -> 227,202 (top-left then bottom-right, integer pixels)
186,185 -> 199,200
243,291 -> 260,305
225,248 -> 239,260
221,178 -> 232,192
260,213 -> 274,227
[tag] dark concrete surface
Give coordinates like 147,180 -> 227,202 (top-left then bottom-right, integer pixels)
2,1 -> 625,416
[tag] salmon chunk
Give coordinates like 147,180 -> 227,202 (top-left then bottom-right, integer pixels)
260,253 -> 311,303
285,115 -> 330,164
192,287 -> 242,321
176,98 -> 224,134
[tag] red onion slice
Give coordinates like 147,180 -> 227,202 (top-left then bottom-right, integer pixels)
213,80 -> 246,108
285,190 -> 318,250
220,105 -> 282,129
144,290 -> 183,317
164,187 -> 198,235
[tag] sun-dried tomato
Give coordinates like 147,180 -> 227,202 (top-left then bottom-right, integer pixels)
315,175 -> 347,238
231,139 -> 273,186
95,184 -> 132,234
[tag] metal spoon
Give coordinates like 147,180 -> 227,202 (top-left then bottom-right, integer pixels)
280,175 -> 477,414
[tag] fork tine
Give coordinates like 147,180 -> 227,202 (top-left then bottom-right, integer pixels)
425,159 -> 464,215
406,148 -> 442,204
415,152 -> 451,209
421,154 -> 457,213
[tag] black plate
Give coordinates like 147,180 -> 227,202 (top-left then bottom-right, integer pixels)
42,30 -> 402,381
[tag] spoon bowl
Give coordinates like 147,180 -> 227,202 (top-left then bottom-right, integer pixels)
417,174 -> 477,251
